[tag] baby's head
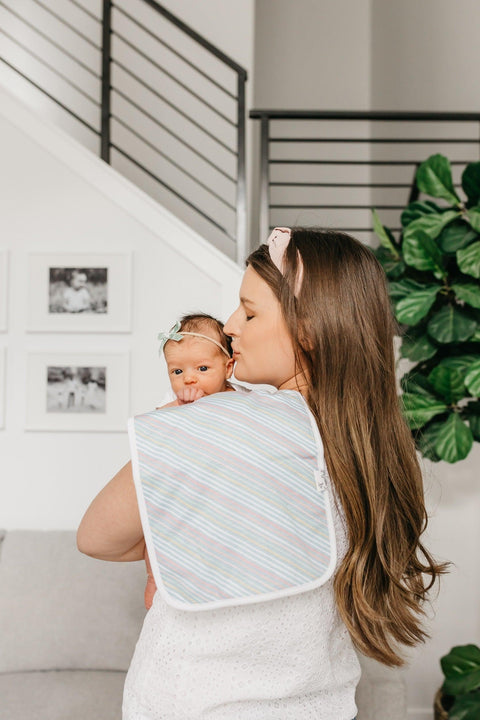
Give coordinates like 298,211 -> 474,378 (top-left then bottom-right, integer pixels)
161,314 -> 234,398
71,270 -> 88,290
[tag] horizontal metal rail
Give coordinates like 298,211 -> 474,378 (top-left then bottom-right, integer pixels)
251,109 -> 480,241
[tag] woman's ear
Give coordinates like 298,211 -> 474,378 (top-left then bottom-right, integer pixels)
225,358 -> 235,379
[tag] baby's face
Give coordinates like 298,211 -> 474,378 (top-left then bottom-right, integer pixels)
164,336 -> 233,398
71,273 -> 87,290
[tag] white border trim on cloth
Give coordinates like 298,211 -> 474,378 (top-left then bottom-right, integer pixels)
128,394 -> 337,612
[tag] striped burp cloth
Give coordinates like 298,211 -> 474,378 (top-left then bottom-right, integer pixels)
128,389 -> 336,611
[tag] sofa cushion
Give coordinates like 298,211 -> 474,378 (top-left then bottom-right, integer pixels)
0,530 -> 146,672
0,670 -> 126,720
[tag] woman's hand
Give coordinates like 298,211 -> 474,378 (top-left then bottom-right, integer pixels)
77,461 -> 145,562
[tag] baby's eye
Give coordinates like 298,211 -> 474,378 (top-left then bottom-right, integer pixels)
199,366 -> 208,372
246,315 -> 254,321
173,369 -> 182,375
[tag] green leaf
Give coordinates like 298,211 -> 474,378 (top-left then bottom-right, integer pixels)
428,366 -> 465,404
401,372 -> 437,397
374,247 -> 406,280
403,230 -> 446,279
435,412 -> 474,462
452,283 -> 480,310
403,210 -> 459,243
416,154 -> 461,205
395,286 -> 440,325
438,221 -> 478,253
466,412 -> 480,441
438,355 -> 480,375
457,241 -> 480,279
401,393 -> 448,429
389,277 -> 427,301
416,421 -> 444,462
427,305 -> 478,343
449,692 -> 480,720
465,360 -> 480,396
401,200 -> 444,228
401,331 -> 438,362
441,645 -> 480,695
372,209 -> 400,258
462,162 -> 480,206
467,207 -> 480,234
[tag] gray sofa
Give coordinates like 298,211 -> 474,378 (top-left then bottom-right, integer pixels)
0,530 -> 406,719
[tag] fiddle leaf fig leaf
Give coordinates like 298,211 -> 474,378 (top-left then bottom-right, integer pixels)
403,230 -> 446,279
452,282 -> 480,310
435,412 -> 474,463
403,210 -> 459,243
441,644 -> 480,695
395,286 -> 440,325
467,207 -> 480,234
401,331 -> 438,362
389,278 -> 426,302
416,154 -> 461,205
448,693 -> 480,720
457,241 -> 480,278
427,305 -> 477,344
416,421 -> 444,462
401,393 -> 448,429
462,162 -> 480,206
465,360 -> 480,396
438,355 -> 480,375
438,221 -> 478,253
428,366 -> 465,404
372,209 -> 400,259
467,412 -> 480,441
401,200 -> 444,227
401,372 -> 437,397
374,247 -> 406,279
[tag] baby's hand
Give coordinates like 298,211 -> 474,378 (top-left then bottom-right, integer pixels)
176,387 -> 205,404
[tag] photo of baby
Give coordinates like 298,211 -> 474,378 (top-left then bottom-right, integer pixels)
46,366 -> 106,413
48,267 -> 108,314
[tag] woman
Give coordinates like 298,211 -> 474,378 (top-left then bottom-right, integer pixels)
78,227 -> 445,719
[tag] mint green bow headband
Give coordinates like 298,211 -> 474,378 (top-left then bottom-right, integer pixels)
158,320 -> 231,358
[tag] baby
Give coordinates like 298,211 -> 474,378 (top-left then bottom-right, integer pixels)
144,313 -> 236,608
63,270 -> 92,313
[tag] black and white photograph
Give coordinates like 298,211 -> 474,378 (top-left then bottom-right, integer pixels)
46,365 -> 106,413
0,250 -> 8,332
27,253 -> 131,332
27,352 -> 129,431
49,267 -> 108,315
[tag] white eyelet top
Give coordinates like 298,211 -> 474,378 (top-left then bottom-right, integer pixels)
122,473 -> 360,720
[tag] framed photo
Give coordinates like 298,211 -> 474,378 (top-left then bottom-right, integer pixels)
0,348 -> 5,429
0,250 -> 8,332
27,253 -> 132,332
26,352 -> 130,431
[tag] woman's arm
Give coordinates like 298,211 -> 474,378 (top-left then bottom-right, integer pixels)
77,461 -> 145,562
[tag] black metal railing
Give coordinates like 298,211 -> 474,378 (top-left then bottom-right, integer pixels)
250,110 -> 480,244
0,0 -> 247,263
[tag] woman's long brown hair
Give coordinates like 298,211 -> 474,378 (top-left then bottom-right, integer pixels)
247,228 -> 447,667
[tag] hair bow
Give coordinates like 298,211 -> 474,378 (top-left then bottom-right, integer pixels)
158,320 -> 183,355
267,227 -> 304,296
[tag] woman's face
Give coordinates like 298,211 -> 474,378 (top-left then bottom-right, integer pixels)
224,265 -> 297,388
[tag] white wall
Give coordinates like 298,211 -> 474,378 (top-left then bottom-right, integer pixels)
370,2 -> 480,718
0,87 -> 242,530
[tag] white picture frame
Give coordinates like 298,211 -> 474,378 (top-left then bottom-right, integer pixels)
26,352 -> 130,432
0,348 -> 5,429
27,253 -> 132,332
0,250 -> 8,332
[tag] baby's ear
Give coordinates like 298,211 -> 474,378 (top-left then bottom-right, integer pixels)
225,358 -> 235,379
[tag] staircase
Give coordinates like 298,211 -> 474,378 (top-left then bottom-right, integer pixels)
0,0 -> 247,263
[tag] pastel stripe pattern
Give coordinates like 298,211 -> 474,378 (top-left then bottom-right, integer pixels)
129,389 -> 336,610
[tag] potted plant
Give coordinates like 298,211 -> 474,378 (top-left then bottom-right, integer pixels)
373,153 -> 480,463
434,644 -> 480,719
